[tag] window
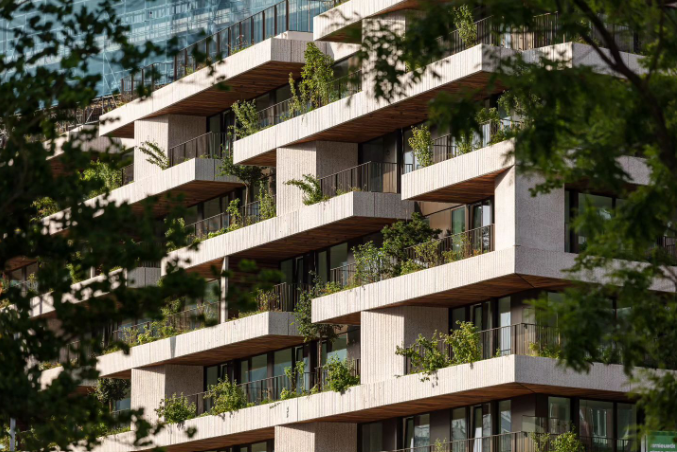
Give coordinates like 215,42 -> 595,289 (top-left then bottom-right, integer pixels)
452,407 -> 467,441
579,399 -> 614,444
565,190 -> 621,253
548,397 -> 571,433
616,403 -> 637,450
360,422 -> 383,452
403,413 -> 430,449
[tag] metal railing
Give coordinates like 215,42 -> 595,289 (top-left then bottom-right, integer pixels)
658,236 -> 677,262
439,14 -> 641,61
404,120 -> 521,174
522,416 -> 571,435
121,163 -> 134,185
380,432 -> 634,452
119,62 -> 174,103
108,301 -> 220,347
177,358 -> 360,416
168,131 -> 227,167
253,70 -> 363,133
256,282 -> 311,312
184,196 -> 276,242
319,161 -> 398,198
174,0 -> 336,80
404,225 -> 494,268
325,226 -> 495,290
405,324 -> 560,374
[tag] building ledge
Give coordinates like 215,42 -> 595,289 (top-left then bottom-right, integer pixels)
311,247 -> 675,324
99,34 -> 321,138
43,158 -> 241,236
166,191 -> 414,276
87,356 -> 634,452
97,311 -> 301,378
233,44 -> 511,166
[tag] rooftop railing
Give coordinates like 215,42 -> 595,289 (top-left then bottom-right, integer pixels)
174,0 -> 336,81
251,70 -> 362,135
318,161 -> 398,199
404,323 -> 560,375
168,131 -> 227,167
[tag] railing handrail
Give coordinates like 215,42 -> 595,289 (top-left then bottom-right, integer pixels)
168,131 -> 222,154
403,224 -> 494,255
110,301 -> 219,335
318,161 -> 391,182
255,69 -> 363,119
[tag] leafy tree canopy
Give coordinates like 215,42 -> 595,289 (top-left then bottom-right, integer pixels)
359,0 -> 677,436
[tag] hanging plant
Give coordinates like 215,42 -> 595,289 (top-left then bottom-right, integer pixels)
453,5 -> 477,47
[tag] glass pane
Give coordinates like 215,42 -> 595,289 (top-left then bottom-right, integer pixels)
579,399 -> 613,439
482,200 -> 493,226
361,422 -> 383,452
273,348 -> 292,377
548,396 -> 571,424
281,259 -> 294,284
415,414 -> 430,447
404,417 -> 415,449
499,297 -> 511,354
250,354 -> 268,382
451,308 -> 466,330
185,204 -> 199,226
452,407 -> 467,440
472,204 -> 483,230
326,334 -> 348,363
565,190 -> 571,252
452,207 -> 466,235
318,250 -> 328,284
329,243 -> 348,270
204,197 -> 221,219
209,114 -> 221,135
206,365 -> 219,389
499,400 -> 511,434
578,193 -> 613,249
250,442 -> 268,452
428,209 -> 452,237
239,360 -> 249,384
616,403 -> 636,440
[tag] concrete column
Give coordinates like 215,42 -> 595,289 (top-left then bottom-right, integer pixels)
276,141 -> 358,216
275,422 -> 358,452
494,167 -> 565,252
133,114 -> 205,181
130,364 -> 203,424
361,306 -> 449,384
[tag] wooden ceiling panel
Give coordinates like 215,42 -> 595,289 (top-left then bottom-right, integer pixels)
409,170 -> 507,203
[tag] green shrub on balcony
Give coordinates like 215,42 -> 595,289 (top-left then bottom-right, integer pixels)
230,100 -> 260,138
284,174 -> 329,205
206,377 -> 248,414
447,321 -> 481,364
396,331 -> 451,381
156,393 -> 197,424
324,356 -> 359,393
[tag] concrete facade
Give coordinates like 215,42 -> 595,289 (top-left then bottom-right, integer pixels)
30,4 -> 660,452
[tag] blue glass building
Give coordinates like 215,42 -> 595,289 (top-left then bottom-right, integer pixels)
0,0 -> 282,96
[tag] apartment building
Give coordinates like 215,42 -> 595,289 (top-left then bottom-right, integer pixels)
13,0 -> 664,451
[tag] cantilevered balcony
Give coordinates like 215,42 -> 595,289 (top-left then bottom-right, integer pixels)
101,1 -> 342,138
175,358 -> 360,414
404,323 -> 559,376
328,225 -> 495,289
